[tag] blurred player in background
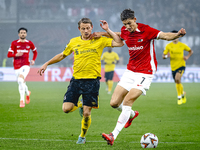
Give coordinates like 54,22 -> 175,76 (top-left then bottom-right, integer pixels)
101,47 -> 119,94
91,9 -> 187,146
38,18 -> 124,144
7,27 -> 37,108
162,30 -> 193,105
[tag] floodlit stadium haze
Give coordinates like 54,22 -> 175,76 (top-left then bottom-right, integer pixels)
0,0 -> 200,68
0,0 -> 200,150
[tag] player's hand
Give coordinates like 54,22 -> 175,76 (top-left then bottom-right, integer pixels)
89,32 -> 101,39
100,20 -> 109,31
30,60 -> 35,65
37,64 -> 48,76
184,56 -> 189,61
178,28 -> 186,37
15,52 -> 23,57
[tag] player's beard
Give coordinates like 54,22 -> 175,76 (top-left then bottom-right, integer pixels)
20,35 -> 26,40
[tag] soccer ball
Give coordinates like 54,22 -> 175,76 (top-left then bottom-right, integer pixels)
140,133 -> 158,148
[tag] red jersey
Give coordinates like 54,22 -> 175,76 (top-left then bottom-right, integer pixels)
7,39 -> 38,69
120,23 -> 161,75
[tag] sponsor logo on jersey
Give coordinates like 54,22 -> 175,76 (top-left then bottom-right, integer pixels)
80,49 -> 97,54
17,49 -> 28,53
128,46 -> 143,50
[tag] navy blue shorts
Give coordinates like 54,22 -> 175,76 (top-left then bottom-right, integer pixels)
172,66 -> 185,80
63,77 -> 100,108
105,71 -> 114,82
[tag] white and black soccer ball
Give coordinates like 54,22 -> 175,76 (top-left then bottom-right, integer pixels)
140,133 -> 158,148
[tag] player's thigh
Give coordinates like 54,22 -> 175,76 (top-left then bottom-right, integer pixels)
175,69 -> 184,83
123,88 -> 142,106
63,78 -> 81,106
108,71 -> 114,80
19,65 -> 30,79
15,66 -> 30,79
110,85 -> 128,107
118,70 -> 153,96
173,67 -> 185,83
82,78 -> 100,108
175,72 -> 182,80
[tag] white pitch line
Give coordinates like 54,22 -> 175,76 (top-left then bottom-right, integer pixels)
0,137 -> 199,144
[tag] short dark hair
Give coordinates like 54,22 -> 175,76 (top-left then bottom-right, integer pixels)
171,30 -> 178,33
78,18 -> 93,28
120,9 -> 135,21
18,27 -> 28,33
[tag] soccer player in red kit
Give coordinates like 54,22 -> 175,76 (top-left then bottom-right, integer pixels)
92,9 -> 186,145
7,27 -> 37,108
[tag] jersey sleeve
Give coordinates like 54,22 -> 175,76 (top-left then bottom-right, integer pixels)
146,25 -> 161,40
163,44 -> 170,55
101,37 -> 113,48
7,41 -> 15,58
115,53 -> 119,60
30,41 -> 37,61
63,41 -> 73,56
101,53 -> 105,60
183,43 -> 191,52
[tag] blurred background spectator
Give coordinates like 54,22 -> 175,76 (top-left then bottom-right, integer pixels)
0,0 -> 199,67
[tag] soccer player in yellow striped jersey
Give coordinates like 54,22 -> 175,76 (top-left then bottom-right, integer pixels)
163,30 -> 193,105
101,47 -> 119,94
38,18 -> 124,144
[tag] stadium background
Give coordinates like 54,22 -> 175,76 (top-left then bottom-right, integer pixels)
0,0 -> 199,79
0,1 -> 200,149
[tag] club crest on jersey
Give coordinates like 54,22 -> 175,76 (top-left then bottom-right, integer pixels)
138,39 -> 143,42
26,46 -> 30,49
90,39 -> 96,44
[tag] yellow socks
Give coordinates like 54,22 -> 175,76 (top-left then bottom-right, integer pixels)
70,100 -> 83,112
176,83 -> 183,99
80,115 -> 91,138
108,80 -> 113,92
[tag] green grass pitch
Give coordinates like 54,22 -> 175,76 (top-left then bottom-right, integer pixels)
0,82 -> 200,150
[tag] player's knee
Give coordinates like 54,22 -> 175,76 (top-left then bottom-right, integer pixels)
83,111 -> 90,117
62,105 -> 71,113
175,79 -> 181,83
17,77 -> 24,85
110,100 -> 119,108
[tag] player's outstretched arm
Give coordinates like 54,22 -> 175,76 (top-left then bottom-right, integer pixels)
37,52 -> 66,76
100,20 -> 124,47
159,28 -> 186,41
89,31 -> 121,39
